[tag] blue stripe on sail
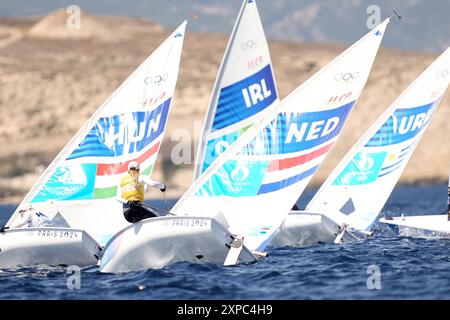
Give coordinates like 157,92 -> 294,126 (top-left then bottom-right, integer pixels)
399,140 -> 419,155
401,145 -> 413,152
68,147 -> 117,158
241,101 -> 355,155
212,64 -> 277,130
365,101 -> 436,147
378,162 -> 404,178
397,151 -> 409,159
79,137 -> 103,145
67,98 -> 171,160
257,165 -> 319,195
381,158 -> 405,172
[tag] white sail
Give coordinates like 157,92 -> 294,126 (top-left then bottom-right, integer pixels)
6,21 -> 188,245
306,47 -> 450,231
194,0 -> 279,179
172,20 -> 390,252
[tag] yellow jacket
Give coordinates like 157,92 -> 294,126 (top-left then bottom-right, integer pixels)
118,174 -> 165,203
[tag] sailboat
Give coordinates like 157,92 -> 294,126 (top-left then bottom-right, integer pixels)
380,172 -> 450,237
99,0 -> 275,273
194,0 -> 279,179
0,21 -> 187,268
272,46 -> 450,246
98,17 -> 390,273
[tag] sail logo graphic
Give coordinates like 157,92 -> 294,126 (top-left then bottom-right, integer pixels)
144,73 -> 168,86
230,165 -> 250,182
366,101 -> 436,147
198,160 -> 269,197
248,55 -> 264,69
241,101 -> 354,155
391,112 -> 428,135
241,39 -> 257,50
68,99 -> 171,159
241,78 -> 272,108
32,163 -> 97,202
281,102 -> 354,152
212,64 -> 276,130
224,164 -> 252,192
102,108 -> 163,150
334,72 -> 359,83
141,91 -> 166,108
332,152 -> 387,186
201,125 -> 251,173
435,69 -> 449,79
286,116 -> 340,144
328,92 -> 353,104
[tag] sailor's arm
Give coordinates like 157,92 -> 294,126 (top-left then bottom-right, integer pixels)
8,212 -> 29,228
138,175 -> 166,191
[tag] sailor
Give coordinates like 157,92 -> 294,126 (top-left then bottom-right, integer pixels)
117,161 -> 167,223
0,206 -> 51,232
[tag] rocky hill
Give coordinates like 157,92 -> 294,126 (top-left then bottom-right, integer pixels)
0,11 -> 448,204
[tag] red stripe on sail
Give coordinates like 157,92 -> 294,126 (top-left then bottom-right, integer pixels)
96,141 -> 161,176
267,143 -> 333,172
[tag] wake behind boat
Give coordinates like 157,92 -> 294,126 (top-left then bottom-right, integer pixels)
381,214 -> 450,238
380,170 -> 450,238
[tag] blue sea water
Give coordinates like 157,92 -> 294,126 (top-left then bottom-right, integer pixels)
0,183 -> 449,300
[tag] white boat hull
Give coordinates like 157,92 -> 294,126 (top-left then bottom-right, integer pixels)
0,227 -> 102,268
380,214 -> 450,238
99,216 -> 256,273
270,211 -> 360,246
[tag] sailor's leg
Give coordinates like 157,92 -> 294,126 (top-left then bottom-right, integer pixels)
131,203 -> 158,222
123,203 -> 143,223
123,207 -> 137,223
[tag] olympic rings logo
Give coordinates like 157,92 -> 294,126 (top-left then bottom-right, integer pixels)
435,69 -> 449,79
241,39 -> 257,50
144,73 -> 168,86
334,72 -> 360,83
